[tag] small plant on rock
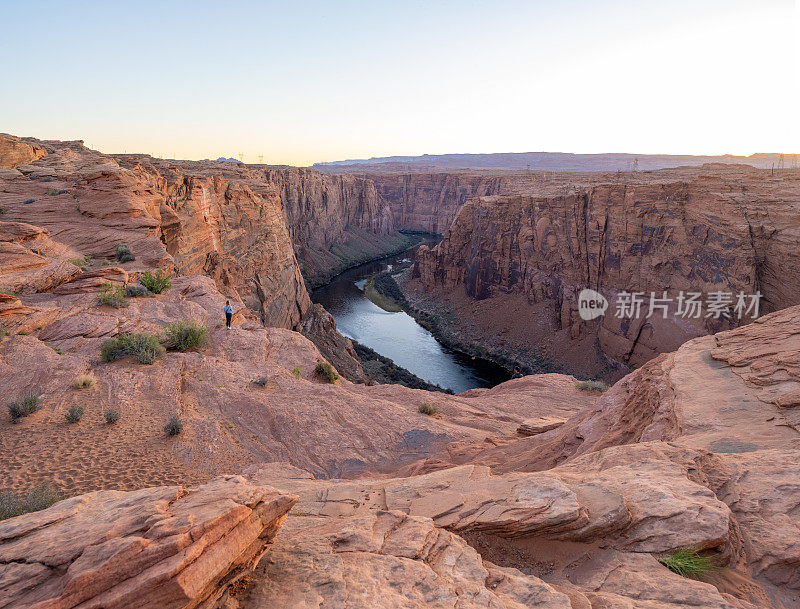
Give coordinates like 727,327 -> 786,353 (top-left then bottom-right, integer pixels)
7,394 -> 41,422
65,405 -> 85,423
164,319 -> 208,352
139,269 -> 171,294
291,366 -> 301,379
101,332 -> 164,364
253,376 -> 269,386
418,402 -> 437,416
164,414 -> 183,436
115,243 -> 135,263
575,380 -> 609,392
125,283 -> 150,297
314,362 -> 339,383
658,549 -> 716,579
72,374 -> 96,389
98,281 -> 129,308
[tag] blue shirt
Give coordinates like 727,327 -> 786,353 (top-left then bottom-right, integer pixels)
224,305 -> 233,314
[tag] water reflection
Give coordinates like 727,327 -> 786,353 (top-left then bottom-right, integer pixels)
312,249 -> 510,393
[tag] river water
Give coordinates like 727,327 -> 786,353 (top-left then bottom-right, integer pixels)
312,248 -> 510,393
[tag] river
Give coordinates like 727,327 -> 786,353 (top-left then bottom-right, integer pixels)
312,247 -> 510,393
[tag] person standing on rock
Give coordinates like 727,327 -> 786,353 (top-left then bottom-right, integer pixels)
511,367 -> 524,379
224,300 -> 233,329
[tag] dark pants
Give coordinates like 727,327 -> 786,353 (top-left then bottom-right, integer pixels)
225,311 -> 232,328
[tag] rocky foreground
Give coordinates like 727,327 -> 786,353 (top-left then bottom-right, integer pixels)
1,136 -> 799,608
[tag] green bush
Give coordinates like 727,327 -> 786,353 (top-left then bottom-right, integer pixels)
659,549 -> 716,579
139,269 -> 171,294
164,414 -> 183,436
314,362 -> 339,383
0,481 -> 60,521
70,255 -> 91,269
98,281 -> 128,308
575,380 -> 610,392
115,243 -> 135,263
253,376 -> 269,386
101,333 -> 164,364
7,394 -> 41,422
164,319 -> 208,351
418,402 -> 437,416
125,283 -> 150,298
104,408 -> 121,424
65,405 -> 84,423
291,366 -> 301,379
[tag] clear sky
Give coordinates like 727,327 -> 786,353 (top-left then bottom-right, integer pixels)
2,0 -> 798,165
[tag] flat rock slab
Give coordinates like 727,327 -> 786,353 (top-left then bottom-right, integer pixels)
516,416 -> 567,436
0,475 -> 297,609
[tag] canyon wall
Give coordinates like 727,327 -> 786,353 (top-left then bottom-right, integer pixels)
412,166 -> 800,370
264,167 -> 410,285
366,171 -> 523,234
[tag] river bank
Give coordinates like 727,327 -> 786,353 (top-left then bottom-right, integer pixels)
311,247 -> 510,393
374,269 -> 626,383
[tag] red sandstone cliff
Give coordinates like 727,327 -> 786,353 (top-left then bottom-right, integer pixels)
411,166 -> 800,371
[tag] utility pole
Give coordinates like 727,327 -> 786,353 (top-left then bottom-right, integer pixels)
258,154 -> 263,164
632,158 -> 639,172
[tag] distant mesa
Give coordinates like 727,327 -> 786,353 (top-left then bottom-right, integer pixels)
314,150 -> 798,172
216,156 -> 240,162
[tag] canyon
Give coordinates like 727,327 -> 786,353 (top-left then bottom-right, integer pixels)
2,133 -> 800,609
387,165 -> 800,379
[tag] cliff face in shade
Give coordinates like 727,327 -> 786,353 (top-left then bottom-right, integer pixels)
366,171 -> 523,234
413,166 -> 800,368
263,167 -> 409,285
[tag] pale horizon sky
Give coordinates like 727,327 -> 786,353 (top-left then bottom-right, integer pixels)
3,0 -> 799,166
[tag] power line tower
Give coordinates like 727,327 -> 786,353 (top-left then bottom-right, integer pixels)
778,154 -> 785,170
238,152 -> 244,163
258,154 -> 263,164
632,158 -> 639,172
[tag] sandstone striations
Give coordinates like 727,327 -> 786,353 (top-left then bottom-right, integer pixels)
0,476 -> 297,609
410,165 -> 800,376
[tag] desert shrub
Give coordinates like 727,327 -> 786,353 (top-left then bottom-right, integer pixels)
70,255 -> 91,269
164,414 -> 183,436
104,408 -> 121,424
101,333 -> 163,364
72,374 -> 96,389
46,189 -> 68,196
659,549 -> 716,579
7,394 -> 41,422
291,366 -> 301,379
65,405 -> 84,423
253,376 -> 269,386
418,402 -> 437,416
314,362 -> 339,383
0,481 -> 60,521
125,283 -> 150,297
115,243 -> 135,263
139,269 -> 171,294
164,319 -> 208,351
98,281 -> 128,308
575,380 -> 609,392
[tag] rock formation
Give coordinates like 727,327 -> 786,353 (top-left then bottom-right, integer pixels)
410,165 -> 800,375
0,475 -> 297,609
